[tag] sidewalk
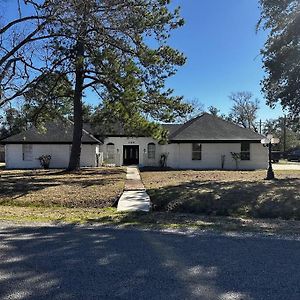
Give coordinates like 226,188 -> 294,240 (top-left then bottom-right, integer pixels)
117,166 -> 151,212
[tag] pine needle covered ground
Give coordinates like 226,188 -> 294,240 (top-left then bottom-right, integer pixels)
141,170 -> 300,220
0,168 -> 126,208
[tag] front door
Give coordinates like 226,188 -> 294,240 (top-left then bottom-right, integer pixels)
123,145 -> 139,165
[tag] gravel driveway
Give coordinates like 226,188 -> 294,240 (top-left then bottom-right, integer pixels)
0,222 -> 299,300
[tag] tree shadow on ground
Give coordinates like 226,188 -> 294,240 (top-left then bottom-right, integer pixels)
0,167 -> 126,178
85,210 -> 300,236
147,178 -> 300,220
0,224 -> 299,300
0,168 -> 126,208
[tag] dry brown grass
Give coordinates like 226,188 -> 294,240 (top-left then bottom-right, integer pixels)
0,167 -> 126,208
1,206 -> 299,236
141,170 -> 300,220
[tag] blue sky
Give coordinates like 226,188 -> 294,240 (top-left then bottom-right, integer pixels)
2,0 -> 284,121
162,0 -> 283,120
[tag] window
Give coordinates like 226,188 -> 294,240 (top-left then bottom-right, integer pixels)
241,142 -> 250,160
192,143 -> 202,160
22,144 -> 33,161
106,143 -> 115,161
147,143 -> 156,159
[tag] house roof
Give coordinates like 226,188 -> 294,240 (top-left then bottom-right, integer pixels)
85,122 -> 182,139
161,124 -> 182,135
168,113 -> 264,142
83,114 -> 263,143
3,113 -> 263,145
1,120 -> 101,144
83,122 -> 130,138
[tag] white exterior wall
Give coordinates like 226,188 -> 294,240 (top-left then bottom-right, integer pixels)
80,144 -> 100,167
101,137 -> 161,167
101,138 -> 267,170
5,144 -> 99,169
163,142 -> 268,170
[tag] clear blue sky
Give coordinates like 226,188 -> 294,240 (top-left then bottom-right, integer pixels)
162,0 -> 283,120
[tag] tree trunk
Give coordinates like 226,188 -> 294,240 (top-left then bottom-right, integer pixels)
67,41 -> 85,171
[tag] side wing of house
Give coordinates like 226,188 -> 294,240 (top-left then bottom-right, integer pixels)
163,142 -> 267,170
3,120 -> 102,169
5,143 -> 100,169
163,113 -> 268,170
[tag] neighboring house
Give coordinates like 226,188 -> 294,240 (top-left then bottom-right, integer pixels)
94,113 -> 267,170
1,113 -> 267,170
1,120 -> 101,169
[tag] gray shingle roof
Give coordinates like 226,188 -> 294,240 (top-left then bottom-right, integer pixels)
2,120 -> 101,144
84,122 -> 181,138
161,124 -> 182,135
5,114 -> 263,145
168,113 -> 264,142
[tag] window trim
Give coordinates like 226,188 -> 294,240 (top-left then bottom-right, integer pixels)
22,144 -> 33,161
106,143 -> 115,160
147,143 -> 156,159
241,142 -> 250,161
192,143 -> 202,160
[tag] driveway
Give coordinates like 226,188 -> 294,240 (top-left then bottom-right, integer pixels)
0,223 -> 299,300
273,162 -> 300,170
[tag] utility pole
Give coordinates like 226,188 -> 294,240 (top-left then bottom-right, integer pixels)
283,115 -> 287,153
259,119 -> 262,134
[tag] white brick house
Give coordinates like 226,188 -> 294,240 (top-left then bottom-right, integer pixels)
98,113 -> 267,170
1,114 -> 268,170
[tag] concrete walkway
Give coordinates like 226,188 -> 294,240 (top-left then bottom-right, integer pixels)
117,166 -> 151,212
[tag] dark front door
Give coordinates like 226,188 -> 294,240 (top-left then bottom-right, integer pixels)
123,145 -> 139,165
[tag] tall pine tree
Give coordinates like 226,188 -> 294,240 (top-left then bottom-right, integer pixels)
259,0 -> 300,118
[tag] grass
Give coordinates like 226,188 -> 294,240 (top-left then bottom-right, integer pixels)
0,167 -> 126,208
0,206 -> 299,236
141,169 -> 300,220
0,167 -> 300,235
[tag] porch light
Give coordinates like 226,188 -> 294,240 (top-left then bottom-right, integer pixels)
261,134 -> 280,180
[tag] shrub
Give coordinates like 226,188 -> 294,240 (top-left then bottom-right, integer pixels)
231,152 -> 241,170
38,155 -> 52,169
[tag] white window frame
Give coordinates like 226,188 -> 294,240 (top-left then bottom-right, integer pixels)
147,143 -> 156,159
241,142 -> 251,161
192,143 -> 202,160
22,144 -> 33,161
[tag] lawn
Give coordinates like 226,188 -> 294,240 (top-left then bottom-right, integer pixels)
0,167 -> 299,235
141,170 -> 300,220
0,167 -> 126,208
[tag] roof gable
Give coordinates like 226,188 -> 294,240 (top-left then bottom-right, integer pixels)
169,113 -> 264,142
2,120 -> 101,144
